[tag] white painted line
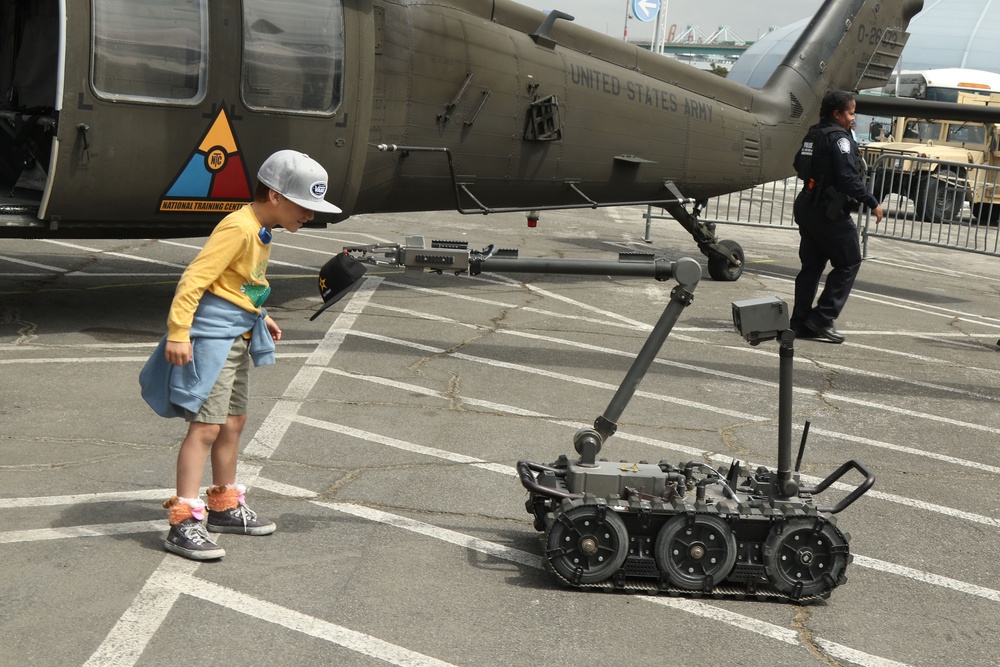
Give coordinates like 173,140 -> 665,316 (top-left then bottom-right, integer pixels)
59,272 -> 185,277
808,425 -> 1000,475
287,229 -> 394,244
319,502 -> 543,569
509,326 -> 1000,406
155,239 -> 318,271
320,367 -> 564,419
499,327 -> 1000,423
325,481 -> 1000,607
175,568 -> 460,667
6,474 -> 998,608
0,489 -> 170,509
301,316 -> 1000,482
241,396 -> 306,463
0,356 -> 146,365
81,280 -> 379,667
753,267 -> 1000,330
347,329 -> 1000,441
850,287 -> 1000,329
643,597 -> 912,667
815,639 -> 915,667
641,595 -> 796,644
249,475 -> 319,499
85,278 -> 381,666
292,415 -> 516,477
320,501 -> 911,667
382,279 -> 649,332
0,254 -> 66,271
41,239 -> 189,270
482,272 -> 653,330
4,239 -> 989,666
83,558 -> 196,667
853,555 -> 1000,603
369,300 -> 1000,399
0,520 -> 162,543
242,277 -> 381,462
866,255 -> 997,283
316,368 -> 1000,528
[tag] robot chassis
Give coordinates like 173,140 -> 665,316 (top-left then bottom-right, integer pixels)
344,238 -> 875,602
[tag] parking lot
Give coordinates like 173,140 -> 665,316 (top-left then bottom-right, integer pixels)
2,207 -> 999,666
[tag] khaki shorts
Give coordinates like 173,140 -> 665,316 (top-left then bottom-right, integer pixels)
185,337 -> 250,424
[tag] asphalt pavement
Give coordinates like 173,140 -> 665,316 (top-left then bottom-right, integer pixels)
2,207 -> 999,666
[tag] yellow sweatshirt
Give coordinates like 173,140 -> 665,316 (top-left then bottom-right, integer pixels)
167,205 -> 271,342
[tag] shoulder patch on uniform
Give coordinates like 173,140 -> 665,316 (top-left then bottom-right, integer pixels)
837,137 -> 852,154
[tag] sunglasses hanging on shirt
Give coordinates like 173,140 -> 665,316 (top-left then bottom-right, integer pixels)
258,226 -> 272,245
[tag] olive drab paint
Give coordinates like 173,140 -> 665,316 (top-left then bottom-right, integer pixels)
2,0 -> 922,251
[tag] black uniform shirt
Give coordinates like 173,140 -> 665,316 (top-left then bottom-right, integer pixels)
796,120 -> 880,211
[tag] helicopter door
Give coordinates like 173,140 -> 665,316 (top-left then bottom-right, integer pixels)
0,0 -> 60,228
30,0 -> 370,235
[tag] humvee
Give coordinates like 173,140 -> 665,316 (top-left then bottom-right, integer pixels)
861,91 -> 1000,224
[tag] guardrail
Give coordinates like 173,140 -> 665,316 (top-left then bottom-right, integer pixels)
859,153 -> 1000,256
641,154 -> 1000,259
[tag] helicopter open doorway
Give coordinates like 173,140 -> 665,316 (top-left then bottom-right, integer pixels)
0,0 -> 58,226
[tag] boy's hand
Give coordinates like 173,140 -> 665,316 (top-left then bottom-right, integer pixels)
165,340 -> 193,366
265,316 -> 282,342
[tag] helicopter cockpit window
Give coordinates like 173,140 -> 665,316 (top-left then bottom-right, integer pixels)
241,0 -> 344,114
91,0 -> 208,104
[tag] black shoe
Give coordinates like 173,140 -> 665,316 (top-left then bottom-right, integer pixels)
792,325 -> 817,339
207,503 -> 276,535
805,320 -> 845,344
164,519 -> 226,560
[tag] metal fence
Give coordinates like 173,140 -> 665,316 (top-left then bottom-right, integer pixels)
642,155 -> 1000,258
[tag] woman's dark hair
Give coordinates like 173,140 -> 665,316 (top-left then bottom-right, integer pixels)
820,90 -> 855,120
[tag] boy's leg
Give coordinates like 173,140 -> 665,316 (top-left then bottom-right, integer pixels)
209,413 -> 248,488
176,422 -> 223,498
165,423 -> 227,560
163,338 -> 244,559
175,336 -> 244,495
204,340 -> 276,536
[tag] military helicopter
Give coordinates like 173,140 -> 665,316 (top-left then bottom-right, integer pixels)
1,0 -> 921,280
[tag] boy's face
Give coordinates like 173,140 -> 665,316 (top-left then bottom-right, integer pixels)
270,192 -> 313,232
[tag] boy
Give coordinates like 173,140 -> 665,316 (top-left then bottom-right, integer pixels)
140,150 -> 341,560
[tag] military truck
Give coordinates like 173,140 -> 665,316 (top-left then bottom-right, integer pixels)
860,91 -> 1000,224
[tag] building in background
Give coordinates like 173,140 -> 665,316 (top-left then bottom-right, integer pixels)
727,0 -> 1000,87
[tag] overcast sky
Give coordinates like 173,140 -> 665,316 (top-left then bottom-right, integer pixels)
513,0 -> 822,43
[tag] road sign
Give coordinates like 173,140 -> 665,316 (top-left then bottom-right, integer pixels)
632,0 -> 660,23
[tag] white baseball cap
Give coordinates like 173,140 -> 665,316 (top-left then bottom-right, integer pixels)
257,150 -> 342,214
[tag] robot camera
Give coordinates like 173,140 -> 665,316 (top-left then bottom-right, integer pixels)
732,297 -> 789,345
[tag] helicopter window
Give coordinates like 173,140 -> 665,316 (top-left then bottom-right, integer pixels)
91,0 -> 208,104
241,0 -> 344,114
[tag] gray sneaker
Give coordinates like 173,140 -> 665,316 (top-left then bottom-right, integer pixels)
164,519 -> 226,560
207,503 -> 276,536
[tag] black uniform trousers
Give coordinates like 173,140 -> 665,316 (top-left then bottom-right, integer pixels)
790,192 -> 862,330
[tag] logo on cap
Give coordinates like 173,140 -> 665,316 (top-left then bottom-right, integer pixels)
310,181 -> 328,198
